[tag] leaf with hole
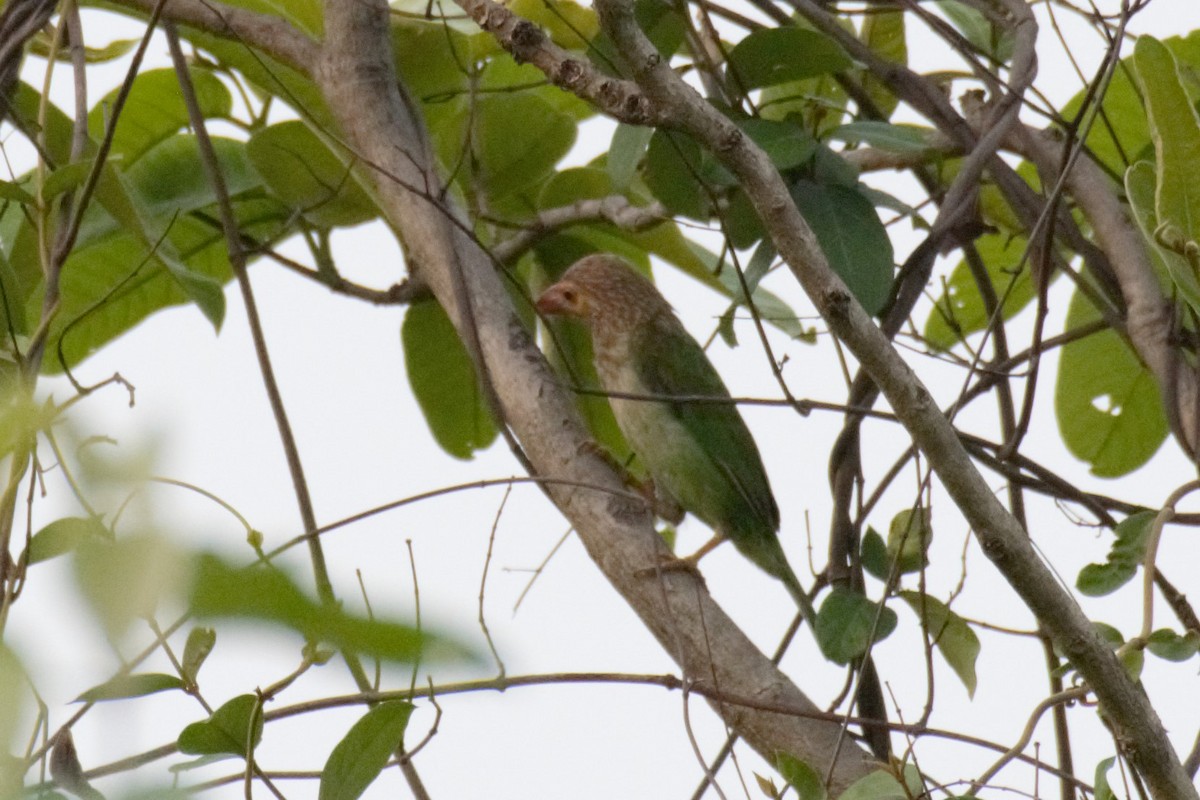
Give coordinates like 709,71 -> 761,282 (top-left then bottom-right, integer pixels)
1055,287 -> 1168,477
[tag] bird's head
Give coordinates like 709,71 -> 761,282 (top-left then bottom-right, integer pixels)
535,255 -> 670,333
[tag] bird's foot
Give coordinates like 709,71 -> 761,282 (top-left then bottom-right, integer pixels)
635,552 -> 708,589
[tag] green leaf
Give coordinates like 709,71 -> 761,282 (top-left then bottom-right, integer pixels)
1054,288 -> 1168,477
739,118 -> 817,171
475,94 -> 575,199
190,553 -> 470,663
924,233 -> 1036,350
27,515 -> 113,564
775,754 -> 826,800
1125,161 -> 1200,317
836,769 -> 909,800
247,121 -> 377,228
0,179 -> 33,203
177,694 -> 263,758
899,591 -> 980,696
74,534 -> 190,638
31,34 -> 139,63
319,701 -> 414,800
588,0 -> 686,72
1061,33 -> 1200,176
727,28 -> 852,90
0,645 -> 30,751
88,67 -> 232,163
1134,37 -> 1200,278
507,0 -> 597,49
41,160 -> 97,201
860,527 -> 889,581
935,0 -> 1013,62
75,673 -> 185,703
828,121 -> 934,154
1076,511 -> 1154,596
644,130 -> 710,219
860,11 -> 906,118
608,124 -> 654,192
887,507 -> 931,574
182,627 -> 217,686
1146,628 -> 1199,662
790,179 -> 894,315
1094,756 -> 1117,800
402,299 -> 498,460
814,587 -> 897,664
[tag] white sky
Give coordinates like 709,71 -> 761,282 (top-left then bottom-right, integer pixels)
4,2 -> 1200,799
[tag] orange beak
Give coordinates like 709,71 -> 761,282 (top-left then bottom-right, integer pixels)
535,283 -> 573,317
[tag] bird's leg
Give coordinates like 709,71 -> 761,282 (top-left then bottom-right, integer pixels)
636,534 -> 725,582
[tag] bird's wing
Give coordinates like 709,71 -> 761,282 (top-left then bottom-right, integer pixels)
630,317 -> 780,534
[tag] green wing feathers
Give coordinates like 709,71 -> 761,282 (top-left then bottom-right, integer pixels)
629,318 -> 780,542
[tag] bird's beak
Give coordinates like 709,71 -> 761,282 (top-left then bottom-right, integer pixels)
535,284 -> 569,316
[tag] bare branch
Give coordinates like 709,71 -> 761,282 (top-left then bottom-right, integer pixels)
110,0 -> 319,69
589,0 -> 1196,797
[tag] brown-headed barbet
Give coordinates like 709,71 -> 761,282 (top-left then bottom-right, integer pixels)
536,254 -> 813,619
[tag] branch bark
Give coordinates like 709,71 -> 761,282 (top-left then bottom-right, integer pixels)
310,0 -> 879,791
588,1 -> 1196,798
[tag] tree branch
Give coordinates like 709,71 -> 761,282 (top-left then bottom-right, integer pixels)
589,1 -> 1196,797
107,0 -> 319,69
312,0 -> 879,791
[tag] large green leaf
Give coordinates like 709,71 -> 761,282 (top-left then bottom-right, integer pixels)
1126,161 -> 1200,316
1132,37 -> 1200,315
1054,288 -> 1168,477
319,701 -> 414,800
74,533 -> 190,638
859,10 -> 906,118
924,233 -> 1036,350
190,553 -> 472,663
402,299 -> 499,460
1060,31 -> 1200,175
473,94 -> 576,199
727,28 -> 852,90
87,67 -> 232,163
790,179 -> 894,315
247,120 -> 377,227
35,136 -> 283,372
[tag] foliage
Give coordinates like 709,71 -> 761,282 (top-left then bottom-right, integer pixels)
0,1 -> 1198,799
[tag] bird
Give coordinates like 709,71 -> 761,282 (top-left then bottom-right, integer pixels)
536,254 -> 814,620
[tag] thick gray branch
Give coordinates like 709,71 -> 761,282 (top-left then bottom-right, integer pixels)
591,0 -> 1196,798
109,0 -> 318,69
315,0 -> 878,791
